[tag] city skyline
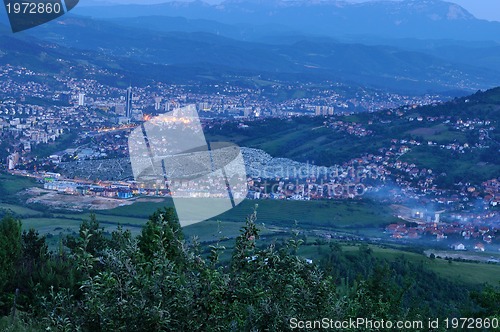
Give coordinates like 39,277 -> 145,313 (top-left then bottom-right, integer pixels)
125,86 -> 133,119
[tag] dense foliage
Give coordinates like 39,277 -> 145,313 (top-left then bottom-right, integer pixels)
0,211 -> 498,331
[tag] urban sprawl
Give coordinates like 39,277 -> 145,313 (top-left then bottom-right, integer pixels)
0,64 -> 498,252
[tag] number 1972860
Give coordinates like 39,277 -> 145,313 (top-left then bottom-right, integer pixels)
445,318 -> 499,330
6,2 -> 62,14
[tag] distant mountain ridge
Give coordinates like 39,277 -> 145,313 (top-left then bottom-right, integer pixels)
3,0 -> 500,94
72,0 -> 500,41
17,15 -> 499,93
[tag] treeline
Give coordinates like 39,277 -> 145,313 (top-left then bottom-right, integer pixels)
0,209 -> 499,331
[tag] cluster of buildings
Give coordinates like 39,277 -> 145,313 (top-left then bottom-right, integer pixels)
1,63 -> 498,251
1,63 -> 450,173
385,217 -> 498,251
327,120 -> 373,137
43,179 -> 133,199
40,173 -> 250,201
407,116 -> 496,153
483,179 -> 500,206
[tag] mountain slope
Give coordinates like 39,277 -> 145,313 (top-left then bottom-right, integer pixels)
72,0 -> 500,42
0,27 -> 238,87
206,87 -> 500,184
17,16 -> 500,93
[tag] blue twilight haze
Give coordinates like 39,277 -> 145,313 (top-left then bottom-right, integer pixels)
83,0 -> 500,22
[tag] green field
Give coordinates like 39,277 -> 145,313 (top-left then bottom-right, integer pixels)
97,199 -> 176,217
0,203 -> 43,217
213,199 -> 397,229
373,247 -> 500,286
15,198 -> 394,241
55,213 -> 146,226
21,217 -> 82,234
298,243 -> 500,286
429,259 -> 500,286
402,146 -> 499,184
0,172 -> 397,235
407,124 -> 468,144
2,171 -> 500,286
14,198 -> 387,253
0,173 -> 41,198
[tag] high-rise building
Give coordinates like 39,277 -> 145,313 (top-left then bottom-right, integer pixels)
78,93 -> 85,106
125,86 -> 133,118
7,152 -> 20,170
154,97 -> 162,111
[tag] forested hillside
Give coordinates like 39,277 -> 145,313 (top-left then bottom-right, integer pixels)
0,210 -> 498,331
207,88 -> 500,186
